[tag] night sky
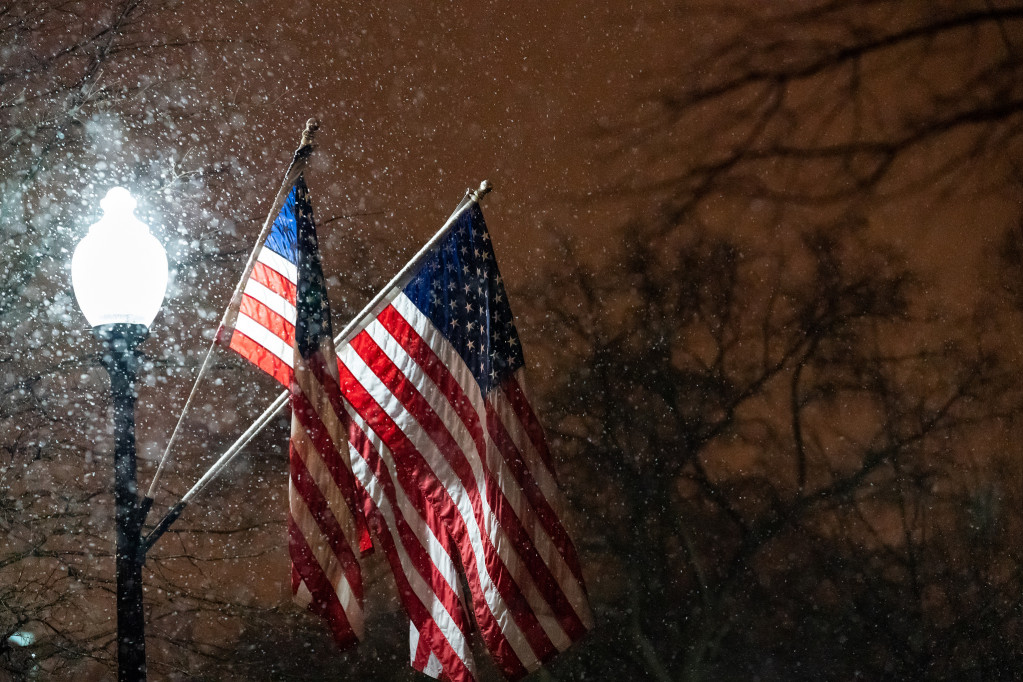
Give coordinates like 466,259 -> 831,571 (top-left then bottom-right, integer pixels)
142,1 -> 1016,326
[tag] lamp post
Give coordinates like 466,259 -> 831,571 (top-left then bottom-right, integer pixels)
71,187 -> 168,682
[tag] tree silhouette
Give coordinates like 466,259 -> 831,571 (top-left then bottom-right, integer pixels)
617,1 -> 1023,216
521,214 -> 1020,680
522,1 -> 1023,679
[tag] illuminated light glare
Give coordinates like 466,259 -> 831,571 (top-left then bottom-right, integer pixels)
71,187 -> 169,328
8,631 -> 34,646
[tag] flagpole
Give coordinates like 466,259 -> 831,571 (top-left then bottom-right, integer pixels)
180,390 -> 288,503
143,119 -> 321,505
142,180 -> 493,546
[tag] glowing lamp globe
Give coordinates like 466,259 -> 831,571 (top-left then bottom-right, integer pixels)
71,188 -> 168,329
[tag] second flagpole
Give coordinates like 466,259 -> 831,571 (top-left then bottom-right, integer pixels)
143,118 -> 321,506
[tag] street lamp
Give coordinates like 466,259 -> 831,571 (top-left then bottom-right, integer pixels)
71,187 -> 168,682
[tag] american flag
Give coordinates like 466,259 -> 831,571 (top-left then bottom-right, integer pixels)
219,176 -> 365,647
342,201 -> 593,680
222,189 -> 592,680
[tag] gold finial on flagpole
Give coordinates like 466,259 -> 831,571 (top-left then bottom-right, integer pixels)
469,179 -> 493,203
298,118 -> 320,157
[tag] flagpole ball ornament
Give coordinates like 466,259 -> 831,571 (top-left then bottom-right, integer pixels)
72,187 -> 169,329
468,179 -> 492,202
300,117 -> 320,149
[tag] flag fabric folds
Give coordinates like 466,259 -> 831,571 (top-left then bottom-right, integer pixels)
340,202 -> 592,680
223,184 -> 591,680
221,176 -> 366,648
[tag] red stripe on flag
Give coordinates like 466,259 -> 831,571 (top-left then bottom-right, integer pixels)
368,510 -> 477,682
288,515 -> 359,648
241,294 -> 298,347
346,421 -> 468,630
377,305 -> 487,452
348,330 -> 560,664
412,626 -> 435,673
238,293 -> 296,345
502,375 -> 557,477
373,309 -> 587,638
484,403 -> 587,637
293,361 -> 368,533
350,437 -> 478,682
302,358 -> 363,501
302,353 -> 374,554
289,437 -> 363,599
228,329 -> 292,388
485,390 -> 586,588
338,353 -> 531,677
250,260 -> 298,302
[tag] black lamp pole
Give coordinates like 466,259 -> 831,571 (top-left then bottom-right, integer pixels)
96,323 -> 151,682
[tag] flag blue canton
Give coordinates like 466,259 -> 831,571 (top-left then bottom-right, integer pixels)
264,186 -> 300,265
402,203 -> 524,394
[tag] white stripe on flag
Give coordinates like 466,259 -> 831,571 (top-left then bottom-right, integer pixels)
410,621 -> 445,679
292,372 -> 361,559
347,424 -> 476,671
256,246 -> 299,283
294,576 -> 313,607
289,476 -> 363,625
234,313 -> 294,368
243,277 -> 298,322
388,295 -> 587,639
339,342 -> 541,670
